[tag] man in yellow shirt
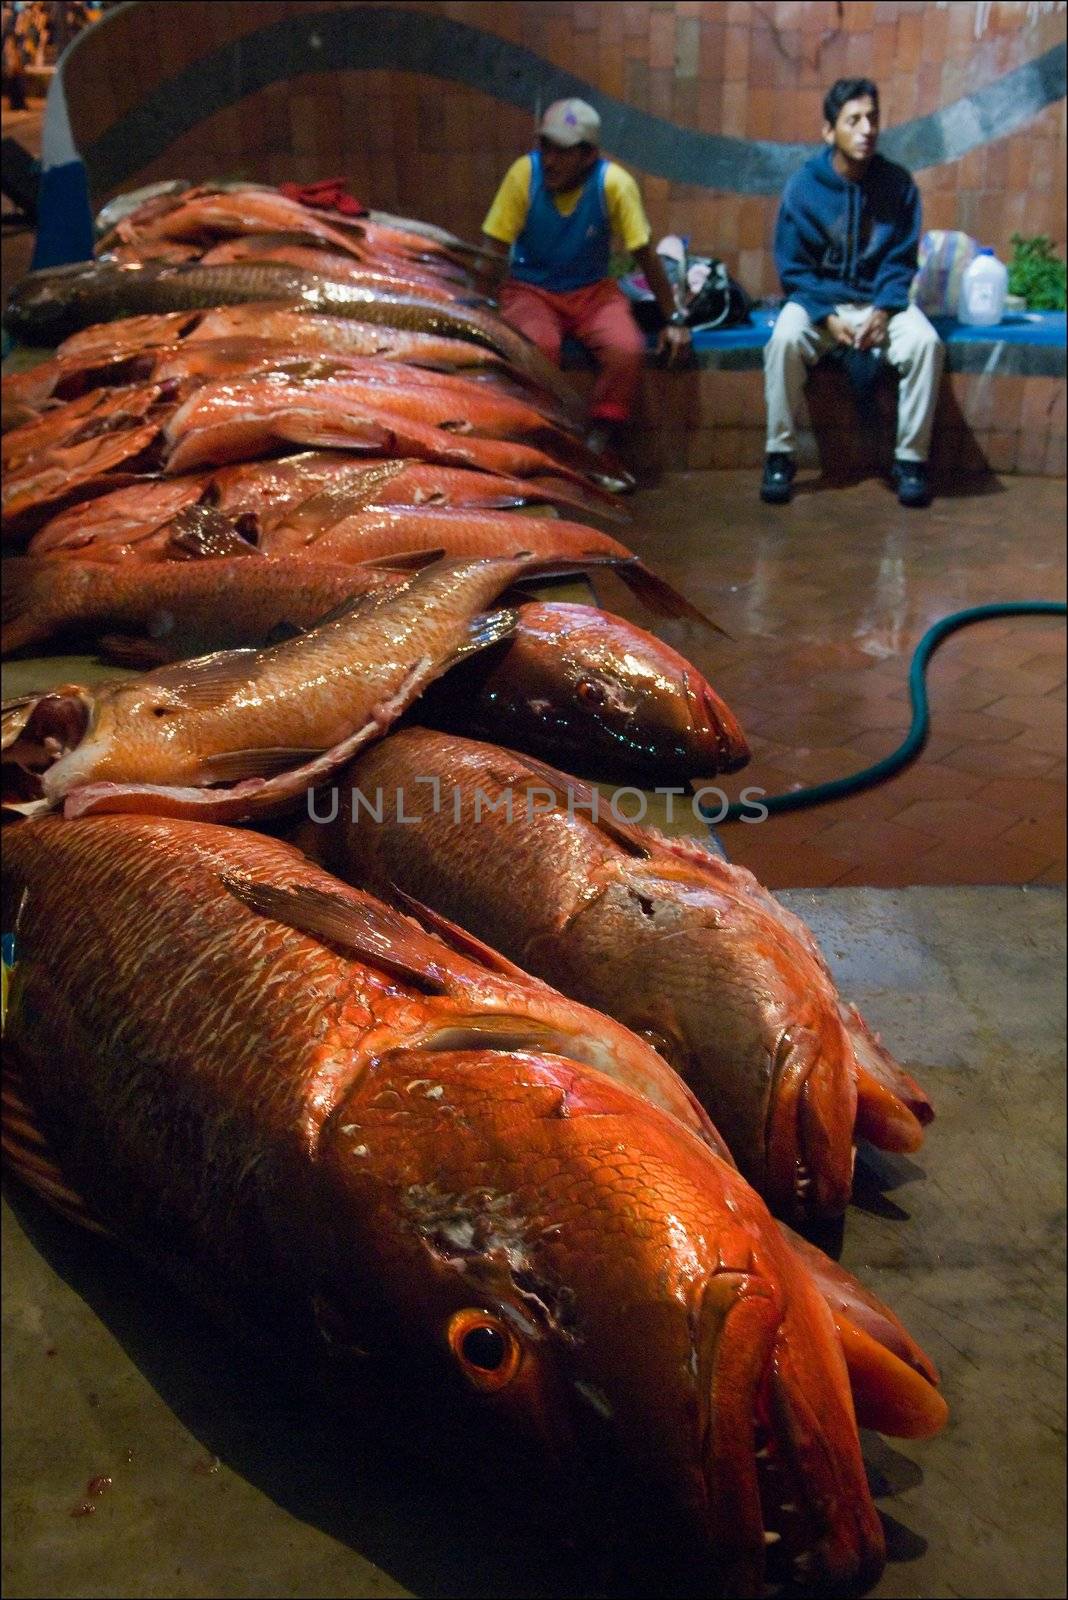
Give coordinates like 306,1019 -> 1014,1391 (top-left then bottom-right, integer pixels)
481,99 -> 690,456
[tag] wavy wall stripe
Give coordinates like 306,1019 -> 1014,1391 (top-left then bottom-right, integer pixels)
47,5 -> 1067,198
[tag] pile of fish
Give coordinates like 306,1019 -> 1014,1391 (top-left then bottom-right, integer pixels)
2,181 -> 946,1596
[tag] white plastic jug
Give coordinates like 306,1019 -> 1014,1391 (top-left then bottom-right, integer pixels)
958,247 -> 1008,326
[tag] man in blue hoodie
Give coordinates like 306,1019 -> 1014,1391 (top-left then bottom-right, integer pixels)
761,78 -> 943,508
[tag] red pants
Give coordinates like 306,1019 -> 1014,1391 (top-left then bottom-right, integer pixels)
499,277 -> 645,424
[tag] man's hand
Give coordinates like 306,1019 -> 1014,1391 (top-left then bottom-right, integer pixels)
854,308 -> 889,351
825,313 -> 855,347
657,323 -> 693,366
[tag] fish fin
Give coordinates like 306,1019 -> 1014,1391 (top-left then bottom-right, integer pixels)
366,549 -> 447,573
164,503 -> 262,560
776,1222 -> 940,1386
832,1315 -> 948,1440
1,1060 -> 110,1237
497,748 -> 654,858
443,606 -> 518,668
195,747 -> 328,784
0,559 -> 52,655
97,633 -> 181,668
844,1002 -> 933,1148
299,583 -> 415,633
262,571 -> 416,644
851,1058 -> 927,1153
523,475 -> 631,525
136,647 -> 260,709
614,560 -> 731,634
389,887 -> 537,984
218,876 -> 452,994
2,694 -> 44,749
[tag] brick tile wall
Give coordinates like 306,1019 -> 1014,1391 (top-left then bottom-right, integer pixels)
64,1 -> 1067,310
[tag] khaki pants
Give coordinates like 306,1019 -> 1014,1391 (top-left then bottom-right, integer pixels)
764,301 -> 944,462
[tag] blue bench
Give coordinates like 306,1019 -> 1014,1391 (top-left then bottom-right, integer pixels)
566,310 -> 1066,376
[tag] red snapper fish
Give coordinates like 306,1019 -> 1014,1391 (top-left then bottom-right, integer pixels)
1,556 -> 534,823
2,813 -> 943,1594
26,456 -> 624,565
315,729 -> 935,1221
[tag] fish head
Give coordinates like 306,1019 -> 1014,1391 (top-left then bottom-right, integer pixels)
501,605 -> 750,779
3,686 -> 94,811
39,675 -> 199,801
577,868 -> 857,1220
316,1046 -> 883,1593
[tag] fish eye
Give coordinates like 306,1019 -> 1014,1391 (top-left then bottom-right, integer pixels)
446,1308 -> 522,1390
576,678 -> 605,705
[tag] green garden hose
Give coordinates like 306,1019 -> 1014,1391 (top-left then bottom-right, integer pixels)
715,601 -> 1067,823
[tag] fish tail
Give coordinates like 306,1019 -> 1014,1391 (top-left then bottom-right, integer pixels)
0,559 -> 59,655
615,560 -> 731,634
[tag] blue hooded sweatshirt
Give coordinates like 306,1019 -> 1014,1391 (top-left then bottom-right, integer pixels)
773,147 -> 921,324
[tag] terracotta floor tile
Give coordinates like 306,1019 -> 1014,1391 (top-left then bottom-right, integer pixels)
1011,722 -> 1067,757
968,775 -> 1065,815
719,836 -> 854,889
719,805 -> 836,847
814,814 -> 939,861
908,836 -> 1059,885
832,859 -> 944,887
848,729 -> 964,765
1031,862 -> 1068,885
745,710 -> 871,747
862,760 -> 987,805
937,741 -> 1058,779
891,797 -> 1023,842
1018,650 -> 1068,690
982,693 -> 1067,731
930,709 -> 1031,744
766,744 -> 880,783
995,815 -> 1067,859
934,668 -> 1048,713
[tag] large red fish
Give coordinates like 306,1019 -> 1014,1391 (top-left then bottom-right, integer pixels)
2,813 -> 938,1593
3,262 -> 580,415
419,600 -> 750,780
260,503 -> 706,624
26,456 -> 624,565
314,729 -> 934,1220
2,557 -> 534,822
0,554 -> 405,660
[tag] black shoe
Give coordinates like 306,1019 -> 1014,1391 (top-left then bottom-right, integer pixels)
760,452 -> 795,505
893,458 -> 932,508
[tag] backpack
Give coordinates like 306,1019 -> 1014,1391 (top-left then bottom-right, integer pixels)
684,256 -> 752,331
618,242 -> 751,332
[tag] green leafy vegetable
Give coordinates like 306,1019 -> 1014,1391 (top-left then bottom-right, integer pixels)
1007,234 -> 1066,311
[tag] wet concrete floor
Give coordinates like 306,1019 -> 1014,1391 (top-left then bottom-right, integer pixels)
3,886 -> 1064,1600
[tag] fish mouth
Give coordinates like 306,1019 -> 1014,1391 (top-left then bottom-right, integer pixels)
764,1023 -> 857,1220
702,1273 -> 884,1594
683,674 -> 751,774
2,689 -> 92,808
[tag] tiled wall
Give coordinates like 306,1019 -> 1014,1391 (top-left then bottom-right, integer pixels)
64,1 -> 1067,305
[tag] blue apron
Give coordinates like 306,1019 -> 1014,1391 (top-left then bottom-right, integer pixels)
510,151 -> 611,293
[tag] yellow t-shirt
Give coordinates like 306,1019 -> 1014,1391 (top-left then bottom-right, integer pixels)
482,156 -> 651,254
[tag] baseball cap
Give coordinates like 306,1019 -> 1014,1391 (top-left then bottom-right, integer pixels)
539,98 -> 602,148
